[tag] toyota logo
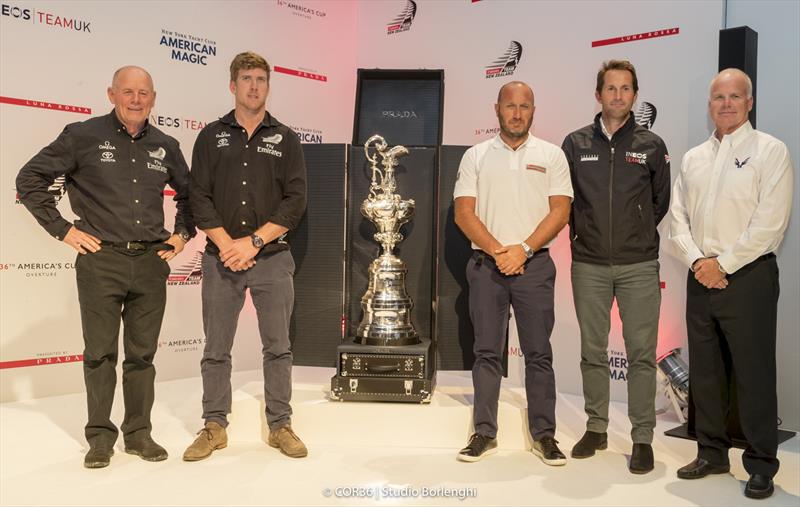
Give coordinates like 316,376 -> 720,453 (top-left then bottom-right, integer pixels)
101,151 -> 113,159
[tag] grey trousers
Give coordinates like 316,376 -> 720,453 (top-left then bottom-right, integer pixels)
571,260 -> 660,444
200,250 -> 295,431
467,250 -> 557,441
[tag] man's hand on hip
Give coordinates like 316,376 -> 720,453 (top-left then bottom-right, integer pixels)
63,225 -> 101,255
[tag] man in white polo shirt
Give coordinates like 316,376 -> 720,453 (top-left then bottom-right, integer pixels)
453,81 -> 573,464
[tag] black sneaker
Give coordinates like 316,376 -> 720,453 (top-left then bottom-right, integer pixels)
532,436 -> 567,466
457,433 -> 497,462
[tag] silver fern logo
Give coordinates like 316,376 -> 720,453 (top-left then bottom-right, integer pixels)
167,250 -> 203,285
486,41 -> 523,78
634,101 -> 657,130
387,0 -> 416,35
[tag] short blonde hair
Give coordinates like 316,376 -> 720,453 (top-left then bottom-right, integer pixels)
229,51 -> 270,82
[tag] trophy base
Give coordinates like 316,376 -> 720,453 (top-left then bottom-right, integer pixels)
330,337 -> 435,403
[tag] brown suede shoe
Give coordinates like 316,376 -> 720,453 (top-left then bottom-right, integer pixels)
268,425 -> 308,458
183,421 -> 227,461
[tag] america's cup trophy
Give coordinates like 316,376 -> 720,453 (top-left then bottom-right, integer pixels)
356,134 -> 420,346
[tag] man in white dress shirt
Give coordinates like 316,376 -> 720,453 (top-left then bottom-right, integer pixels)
669,68 -> 793,500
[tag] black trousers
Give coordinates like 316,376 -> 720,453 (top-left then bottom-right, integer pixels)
75,247 -> 170,447
686,254 -> 780,477
467,250 -> 557,441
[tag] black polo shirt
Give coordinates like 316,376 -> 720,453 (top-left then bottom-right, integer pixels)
16,110 -> 194,242
189,110 -> 307,255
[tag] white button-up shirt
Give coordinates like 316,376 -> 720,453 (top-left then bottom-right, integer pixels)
669,122 -> 794,274
453,133 -> 573,249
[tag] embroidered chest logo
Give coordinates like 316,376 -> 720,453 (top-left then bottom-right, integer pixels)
100,151 -> 116,163
148,147 -> 166,161
258,133 -> 283,157
98,141 -> 116,150
734,156 -> 750,168
526,164 -> 546,173
216,131 -> 230,148
580,154 -> 599,162
625,151 -> 647,165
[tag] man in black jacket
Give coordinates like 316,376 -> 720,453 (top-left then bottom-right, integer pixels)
561,60 -> 670,473
16,66 -> 194,468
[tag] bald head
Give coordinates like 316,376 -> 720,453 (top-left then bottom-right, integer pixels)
107,65 -> 156,136
111,66 -> 154,91
710,68 -> 752,99
497,81 -> 534,105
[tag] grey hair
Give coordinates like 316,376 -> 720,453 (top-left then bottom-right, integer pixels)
710,68 -> 753,98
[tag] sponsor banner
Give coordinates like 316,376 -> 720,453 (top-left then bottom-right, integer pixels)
290,125 -> 324,144
0,354 -> 83,369
387,0 -> 416,35
0,96 -> 91,114
159,28 -> 217,66
0,261 -> 76,278
0,4 -> 92,32
274,65 -> 328,82
485,41 -> 522,78
592,27 -> 679,48
276,0 -> 327,20
609,349 -> 628,382
167,251 -> 203,286
149,113 -> 208,131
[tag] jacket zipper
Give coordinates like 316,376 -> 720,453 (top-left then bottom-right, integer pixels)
609,144 -> 615,265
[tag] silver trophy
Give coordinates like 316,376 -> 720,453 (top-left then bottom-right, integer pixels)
355,135 -> 420,346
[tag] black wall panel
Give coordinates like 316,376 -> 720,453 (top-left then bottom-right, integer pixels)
435,145 -> 475,370
290,144 -> 346,366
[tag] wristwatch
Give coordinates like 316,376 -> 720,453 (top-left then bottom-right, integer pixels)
520,242 -> 534,259
251,233 -> 265,249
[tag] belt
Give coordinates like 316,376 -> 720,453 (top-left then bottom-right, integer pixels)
101,240 -> 161,251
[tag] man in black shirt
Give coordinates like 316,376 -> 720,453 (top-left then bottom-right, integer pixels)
16,66 -> 194,468
183,52 -> 307,461
561,60 -> 670,474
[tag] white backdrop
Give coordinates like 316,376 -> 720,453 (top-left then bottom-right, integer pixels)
2,0 -> 795,430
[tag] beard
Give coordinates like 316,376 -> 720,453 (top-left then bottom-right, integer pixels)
498,114 -> 532,140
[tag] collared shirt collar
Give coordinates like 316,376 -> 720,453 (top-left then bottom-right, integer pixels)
710,121 -> 754,149
593,111 -> 634,141
109,109 -> 149,139
219,109 -> 278,129
492,132 -> 534,151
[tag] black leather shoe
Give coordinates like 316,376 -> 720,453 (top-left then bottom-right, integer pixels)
629,443 -> 654,474
745,474 -> 774,499
124,436 -> 168,462
84,446 -> 114,468
571,431 -> 608,459
457,433 -> 497,462
677,458 -> 730,479
532,437 -> 567,466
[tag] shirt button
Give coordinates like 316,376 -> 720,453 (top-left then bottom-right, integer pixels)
241,221 -> 246,225
132,159 -> 136,163
242,201 -> 246,205
243,162 -> 248,166
131,139 -> 134,143
136,220 -> 141,224
242,181 -> 247,185
135,199 -> 140,204
245,145 -> 249,148
133,178 -> 137,183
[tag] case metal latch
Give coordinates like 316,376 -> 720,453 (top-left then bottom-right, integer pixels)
404,380 -> 413,395
349,378 -> 358,393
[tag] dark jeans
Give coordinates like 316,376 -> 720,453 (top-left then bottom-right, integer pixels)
75,247 -> 169,447
467,250 -> 557,441
686,254 -> 780,477
200,250 -> 295,431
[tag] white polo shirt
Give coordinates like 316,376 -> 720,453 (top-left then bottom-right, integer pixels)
453,133 -> 573,249
669,121 -> 794,274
